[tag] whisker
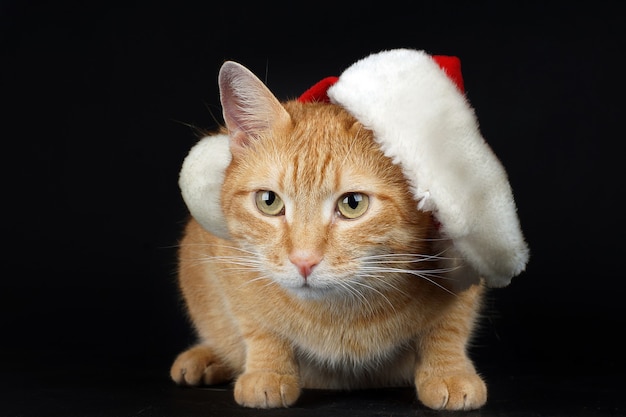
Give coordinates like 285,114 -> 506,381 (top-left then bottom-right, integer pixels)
335,280 -> 378,315
180,242 -> 260,256
180,256 -> 263,272
357,252 -> 462,297
360,249 -> 457,264
238,275 -> 275,290
358,273 -> 408,297
344,279 -> 397,313
370,267 -> 458,297
359,265 -> 459,278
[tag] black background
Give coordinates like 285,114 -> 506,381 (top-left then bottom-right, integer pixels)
1,1 -> 625,416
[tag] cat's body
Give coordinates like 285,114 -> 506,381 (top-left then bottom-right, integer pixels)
170,61 -> 488,410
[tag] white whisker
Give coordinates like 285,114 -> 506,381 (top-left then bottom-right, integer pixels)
361,266 -> 458,297
360,249 -> 456,264
334,279 -> 377,315
357,274 -> 408,297
356,250 -> 462,297
345,279 -> 397,313
238,275 -> 275,291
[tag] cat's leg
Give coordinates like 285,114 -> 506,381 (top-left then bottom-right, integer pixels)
170,344 -> 234,386
234,332 -> 300,408
414,284 -> 487,410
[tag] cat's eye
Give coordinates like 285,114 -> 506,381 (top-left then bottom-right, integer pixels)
255,190 -> 285,216
336,192 -> 369,219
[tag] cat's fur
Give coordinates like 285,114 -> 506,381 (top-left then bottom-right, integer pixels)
170,61 -> 487,410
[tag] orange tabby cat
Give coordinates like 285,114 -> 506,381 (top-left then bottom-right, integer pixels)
170,61 -> 487,410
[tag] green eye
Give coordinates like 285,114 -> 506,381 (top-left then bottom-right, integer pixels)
255,190 -> 285,216
337,192 -> 369,219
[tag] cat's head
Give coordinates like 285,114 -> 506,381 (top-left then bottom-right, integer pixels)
219,61 -> 435,299
180,50 -> 529,290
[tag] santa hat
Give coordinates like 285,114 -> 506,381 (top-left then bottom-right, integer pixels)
179,49 -> 529,288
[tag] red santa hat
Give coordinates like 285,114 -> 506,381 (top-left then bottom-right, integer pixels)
297,54 -> 464,102
179,49 -> 529,288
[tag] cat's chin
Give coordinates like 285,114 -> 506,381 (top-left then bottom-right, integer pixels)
286,285 -> 339,301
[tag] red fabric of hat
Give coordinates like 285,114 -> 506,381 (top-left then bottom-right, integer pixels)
297,55 -> 464,104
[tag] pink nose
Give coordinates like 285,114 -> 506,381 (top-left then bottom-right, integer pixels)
289,250 -> 322,279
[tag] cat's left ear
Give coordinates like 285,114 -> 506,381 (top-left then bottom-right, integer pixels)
218,61 -> 291,154
178,61 -> 292,241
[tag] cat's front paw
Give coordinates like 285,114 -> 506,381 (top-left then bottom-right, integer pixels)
416,372 -> 487,410
234,371 -> 300,408
170,345 -> 232,386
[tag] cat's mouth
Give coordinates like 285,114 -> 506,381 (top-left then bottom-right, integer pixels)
284,277 -> 354,301
275,269 -> 347,300
289,285 -> 330,300
284,278 -> 334,300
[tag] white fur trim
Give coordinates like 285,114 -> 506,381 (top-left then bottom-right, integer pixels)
179,133 -> 232,240
327,49 -> 529,287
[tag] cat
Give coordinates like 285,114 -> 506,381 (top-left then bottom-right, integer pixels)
169,59 -> 488,410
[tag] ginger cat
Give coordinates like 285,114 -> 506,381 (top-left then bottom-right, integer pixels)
170,61 -> 487,410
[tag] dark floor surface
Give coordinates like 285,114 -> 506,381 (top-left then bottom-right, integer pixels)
3,347 -> 624,417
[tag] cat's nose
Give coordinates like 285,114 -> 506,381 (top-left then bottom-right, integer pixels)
289,250 -> 322,279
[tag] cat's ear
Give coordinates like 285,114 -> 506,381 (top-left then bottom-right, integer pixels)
218,61 -> 291,153
177,62 -> 290,241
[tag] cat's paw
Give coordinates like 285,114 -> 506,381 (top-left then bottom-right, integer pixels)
170,345 -> 232,386
416,372 -> 487,410
234,371 -> 301,408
